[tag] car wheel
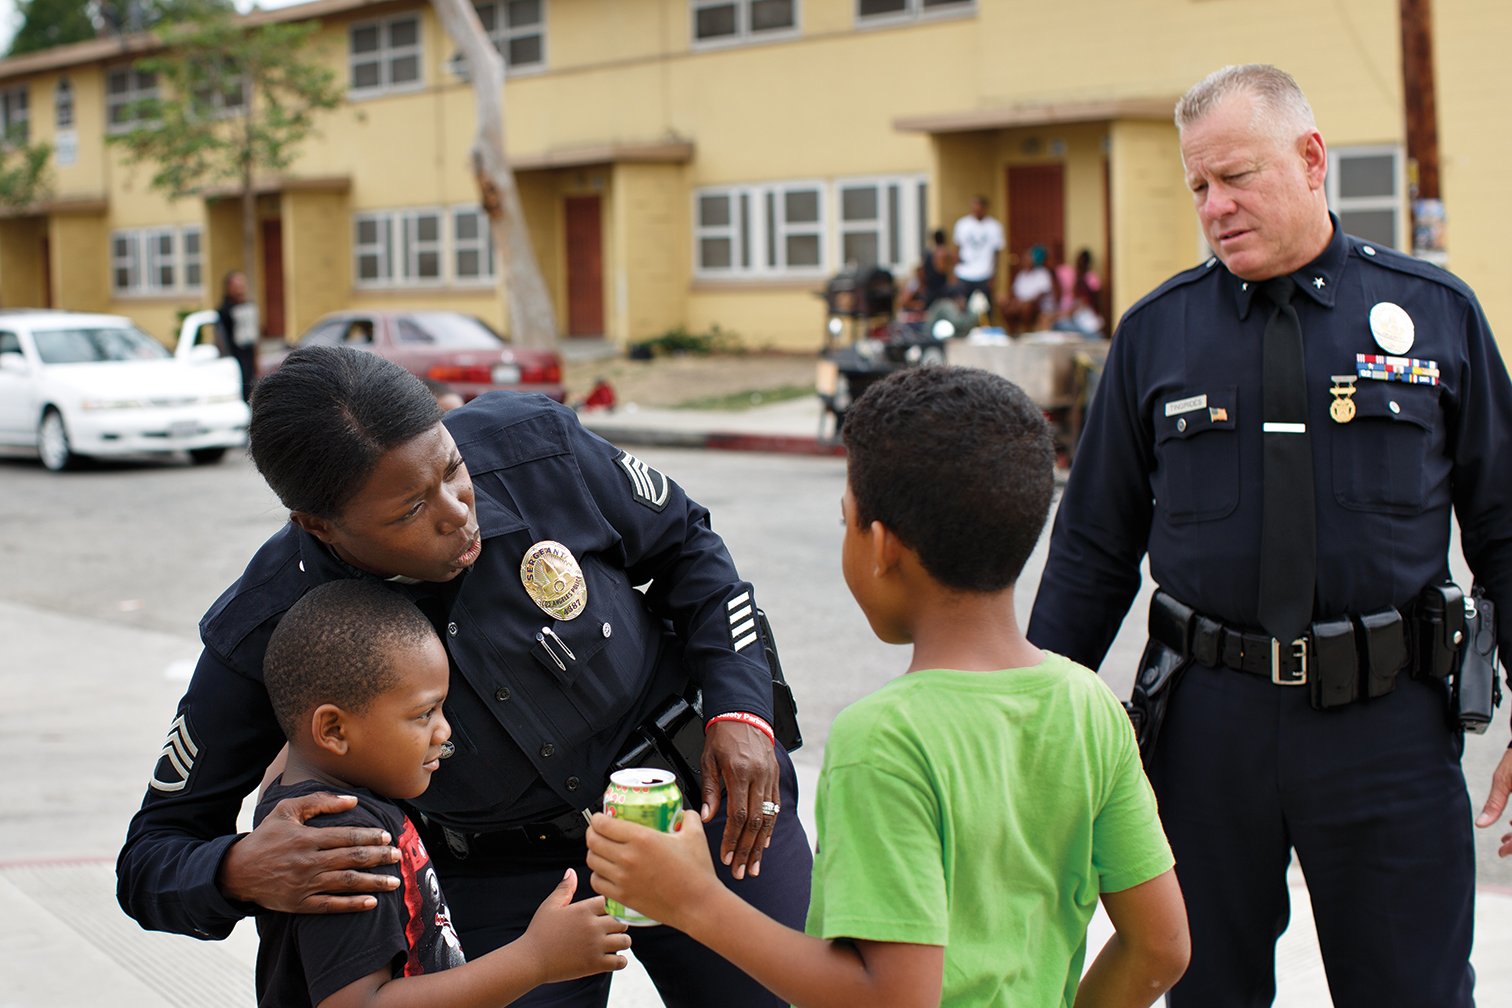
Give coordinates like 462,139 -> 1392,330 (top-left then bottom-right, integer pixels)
188,447 -> 227,466
37,408 -> 79,472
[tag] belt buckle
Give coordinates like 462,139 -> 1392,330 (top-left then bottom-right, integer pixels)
1271,637 -> 1308,685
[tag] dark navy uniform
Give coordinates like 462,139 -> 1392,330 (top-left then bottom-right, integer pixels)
117,392 -> 811,1007
1029,217 -> 1512,1007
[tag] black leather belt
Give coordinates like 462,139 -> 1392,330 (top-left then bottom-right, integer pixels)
1148,591 -> 1421,707
422,806 -> 594,861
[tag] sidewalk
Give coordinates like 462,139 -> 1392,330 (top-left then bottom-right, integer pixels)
11,397 -> 1512,1005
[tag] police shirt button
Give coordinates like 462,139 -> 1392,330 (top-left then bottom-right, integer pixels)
447,621 -> 458,636
439,740 -> 455,759
495,686 -> 511,701
566,776 -> 580,791
1176,417 -> 1187,432
298,560 -> 305,572
1389,400 -> 1401,414
1363,245 -> 1377,256
540,743 -> 556,758
602,622 -> 612,638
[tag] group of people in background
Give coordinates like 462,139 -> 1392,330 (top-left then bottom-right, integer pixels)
899,194 -> 1106,337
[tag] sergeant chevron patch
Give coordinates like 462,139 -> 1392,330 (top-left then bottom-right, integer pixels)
615,450 -> 670,511
150,713 -> 200,793
727,591 -> 758,653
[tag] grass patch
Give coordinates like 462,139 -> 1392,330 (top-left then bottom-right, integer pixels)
673,384 -> 814,411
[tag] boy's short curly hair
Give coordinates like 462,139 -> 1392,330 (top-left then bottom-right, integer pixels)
842,366 -> 1055,592
263,579 -> 441,740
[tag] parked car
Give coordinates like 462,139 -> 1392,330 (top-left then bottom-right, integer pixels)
261,310 -> 565,403
0,309 -> 249,471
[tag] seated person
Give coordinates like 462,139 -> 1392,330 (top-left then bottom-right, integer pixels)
1052,248 -> 1106,337
586,366 -> 1189,1008
256,578 -> 629,1007
999,245 -> 1058,335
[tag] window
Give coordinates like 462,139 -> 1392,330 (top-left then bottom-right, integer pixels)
452,207 -> 497,282
106,67 -> 158,131
355,207 -> 496,288
693,181 -> 826,278
475,0 -> 546,70
54,79 -> 72,129
692,0 -> 796,44
349,15 -> 422,95
836,175 -> 927,272
0,87 -> 28,144
857,0 -> 972,21
110,227 -> 203,296
1328,146 -> 1402,251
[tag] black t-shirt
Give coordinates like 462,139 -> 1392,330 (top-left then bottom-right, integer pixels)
253,778 -> 467,1006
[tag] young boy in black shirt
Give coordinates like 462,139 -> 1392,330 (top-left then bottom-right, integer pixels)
257,578 -> 629,1007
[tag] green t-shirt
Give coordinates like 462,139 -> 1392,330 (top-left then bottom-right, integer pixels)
806,653 -> 1173,1007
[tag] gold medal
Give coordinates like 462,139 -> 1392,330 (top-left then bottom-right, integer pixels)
1329,375 -> 1357,424
520,540 -> 587,621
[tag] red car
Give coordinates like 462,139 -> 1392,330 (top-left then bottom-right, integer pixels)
260,310 -> 564,403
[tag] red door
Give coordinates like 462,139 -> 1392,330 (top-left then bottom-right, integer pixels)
260,218 -> 285,339
564,196 -> 604,338
1005,164 -> 1066,271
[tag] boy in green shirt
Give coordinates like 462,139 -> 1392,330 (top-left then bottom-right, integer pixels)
586,365 -> 1189,1007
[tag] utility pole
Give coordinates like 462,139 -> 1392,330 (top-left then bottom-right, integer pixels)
1399,0 -> 1445,262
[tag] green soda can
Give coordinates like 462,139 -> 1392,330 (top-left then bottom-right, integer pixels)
601,767 -> 683,926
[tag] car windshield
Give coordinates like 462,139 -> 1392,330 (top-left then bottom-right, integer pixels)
33,326 -> 171,364
400,312 -> 507,348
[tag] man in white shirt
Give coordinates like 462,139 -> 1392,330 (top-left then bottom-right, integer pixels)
952,195 -> 1004,318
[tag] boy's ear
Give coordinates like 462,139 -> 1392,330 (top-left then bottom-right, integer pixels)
870,519 -> 902,577
290,511 -> 336,544
310,703 -> 351,756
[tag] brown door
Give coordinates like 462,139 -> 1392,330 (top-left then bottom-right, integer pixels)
1005,164 -> 1066,272
40,233 -> 51,308
260,218 -> 285,339
564,196 -> 604,338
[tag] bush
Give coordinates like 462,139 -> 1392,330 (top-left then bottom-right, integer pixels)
629,324 -> 741,358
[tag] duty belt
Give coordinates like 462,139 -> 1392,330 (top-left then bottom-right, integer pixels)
420,806 -> 595,862
1146,590 -> 1452,709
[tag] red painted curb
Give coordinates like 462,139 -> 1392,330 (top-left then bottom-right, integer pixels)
703,433 -> 846,457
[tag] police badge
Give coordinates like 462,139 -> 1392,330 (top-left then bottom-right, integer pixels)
520,540 -> 587,620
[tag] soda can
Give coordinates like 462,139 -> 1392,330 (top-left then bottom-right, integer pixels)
601,767 -> 683,926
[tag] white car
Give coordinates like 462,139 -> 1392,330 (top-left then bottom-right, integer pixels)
0,309 -> 250,471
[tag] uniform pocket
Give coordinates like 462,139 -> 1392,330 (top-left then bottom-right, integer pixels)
1330,381 -> 1437,514
527,557 -> 651,733
1152,387 -> 1239,524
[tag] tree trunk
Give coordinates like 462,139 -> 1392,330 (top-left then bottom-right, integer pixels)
430,0 -> 558,349
239,69 -> 258,327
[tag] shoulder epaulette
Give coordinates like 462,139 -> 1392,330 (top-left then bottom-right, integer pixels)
1119,258 -> 1221,323
1347,236 -> 1476,301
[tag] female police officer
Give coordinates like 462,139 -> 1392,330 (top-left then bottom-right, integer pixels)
117,345 -> 811,1007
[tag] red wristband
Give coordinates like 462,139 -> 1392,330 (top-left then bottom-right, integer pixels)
706,711 -> 775,746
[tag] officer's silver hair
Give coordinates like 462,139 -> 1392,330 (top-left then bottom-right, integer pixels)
1174,64 -> 1316,141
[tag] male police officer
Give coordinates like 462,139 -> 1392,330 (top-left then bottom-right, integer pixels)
1029,64 -> 1512,1006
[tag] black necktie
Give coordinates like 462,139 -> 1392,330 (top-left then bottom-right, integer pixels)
1257,277 -> 1316,643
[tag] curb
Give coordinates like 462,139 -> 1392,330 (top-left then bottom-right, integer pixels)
582,423 -> 847,457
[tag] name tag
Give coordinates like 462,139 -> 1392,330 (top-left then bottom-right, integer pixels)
1164,394 -> 1208,417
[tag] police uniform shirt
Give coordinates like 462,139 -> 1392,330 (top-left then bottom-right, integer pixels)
1030,215 -> 1512,669
118,392 -> 775,939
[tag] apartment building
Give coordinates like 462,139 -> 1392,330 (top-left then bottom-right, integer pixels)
0,0 -> 1504,352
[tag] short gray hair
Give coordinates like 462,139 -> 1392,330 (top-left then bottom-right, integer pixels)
1174,64 -> 1316,139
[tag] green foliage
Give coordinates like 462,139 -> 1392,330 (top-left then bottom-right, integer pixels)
7,0 -> 95,56
674,384 -> 812,411
0,128 -> 52,209
629,324 -> 743,358
106,3 -> 342,200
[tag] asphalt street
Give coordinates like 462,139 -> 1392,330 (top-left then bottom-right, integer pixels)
3,441 -> 1510,1005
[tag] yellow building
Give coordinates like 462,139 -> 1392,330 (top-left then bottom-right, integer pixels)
0,0 -> 1505,353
